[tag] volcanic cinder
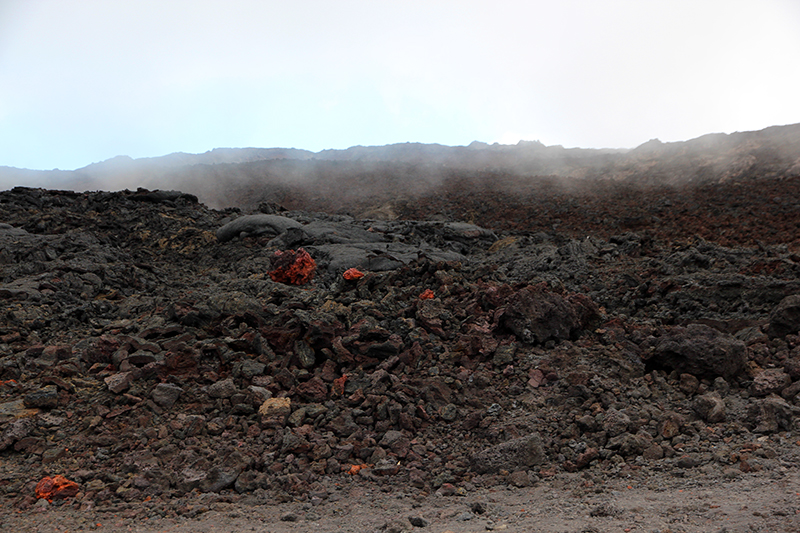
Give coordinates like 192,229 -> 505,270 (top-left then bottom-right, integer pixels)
2,124 -> 800,531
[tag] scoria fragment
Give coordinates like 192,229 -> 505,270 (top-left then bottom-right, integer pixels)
35,475 -> 80,500
268,248 -> 316,285
343,267 -> 365,280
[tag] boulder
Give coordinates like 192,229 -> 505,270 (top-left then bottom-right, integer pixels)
207,378 -> 237,398
151,383 -> 183,408
768,294 -> 800,338
23,385 -> 60,408
470,433 -> 545,474
750,369 -> 792,396
500,285 -> 600,344
751,395 -> 799,433
648,324 -> 747,379
693,391 -> 727,423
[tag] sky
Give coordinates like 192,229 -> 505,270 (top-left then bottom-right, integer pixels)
1,0 -> 799,171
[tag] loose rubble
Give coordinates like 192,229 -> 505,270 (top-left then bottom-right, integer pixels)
1,183 -> 800,531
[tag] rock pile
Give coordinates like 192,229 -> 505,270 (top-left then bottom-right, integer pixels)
1,185 -> 800,518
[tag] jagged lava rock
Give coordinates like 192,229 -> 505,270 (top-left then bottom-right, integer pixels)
693,391 -> 727,423
750,368 -> 792,396
470,433 -> 546,474
3,174 -> 800,510
768,294 -> 800,338
104,372 -> 132,394
0,418 -> 34,451
151,383 -> 183,408
22,386 -> 59,408
207,377 -> 237,398
647,324 -> 747,379
269,248 -> 316,285
499,284 -> 600,344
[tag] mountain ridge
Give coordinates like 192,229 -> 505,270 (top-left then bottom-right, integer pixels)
2,123 -> 800,210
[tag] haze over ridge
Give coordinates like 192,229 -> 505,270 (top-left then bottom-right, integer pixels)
2,1 -> 799,171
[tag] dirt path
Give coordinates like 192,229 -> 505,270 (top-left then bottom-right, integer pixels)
4,468 -> 799,533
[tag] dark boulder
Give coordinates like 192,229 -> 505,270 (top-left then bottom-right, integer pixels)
768,294 -> 800,338
647,324 -> 746,379
470,433 -> 546,474
500,285 -> 600,344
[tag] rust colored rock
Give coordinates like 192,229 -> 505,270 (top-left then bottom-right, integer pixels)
269,248 -> 316,285
332,374 -> 347,397
35,475 -> 79,500
343,268 -> 364,280
418,289 -> 435,300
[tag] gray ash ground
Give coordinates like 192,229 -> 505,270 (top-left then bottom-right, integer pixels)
2,185 -> 800,532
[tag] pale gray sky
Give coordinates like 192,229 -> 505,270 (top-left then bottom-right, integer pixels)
1,0 -> 799,170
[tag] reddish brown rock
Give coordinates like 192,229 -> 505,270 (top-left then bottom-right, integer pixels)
659,412 -> 684,439
103,372 -> 132,393
575,447 -> 600,468
297,376 -> 328,402
642,444 -> 665,460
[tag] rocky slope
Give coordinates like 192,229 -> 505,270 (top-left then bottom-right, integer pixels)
1,165 -> 800,529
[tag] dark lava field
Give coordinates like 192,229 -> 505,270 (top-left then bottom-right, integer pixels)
2,134 -> 800,531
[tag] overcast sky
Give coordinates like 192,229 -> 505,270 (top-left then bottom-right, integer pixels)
1,0 -> 799,171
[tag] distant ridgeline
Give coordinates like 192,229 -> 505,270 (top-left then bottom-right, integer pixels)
1,123 -> 799,210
